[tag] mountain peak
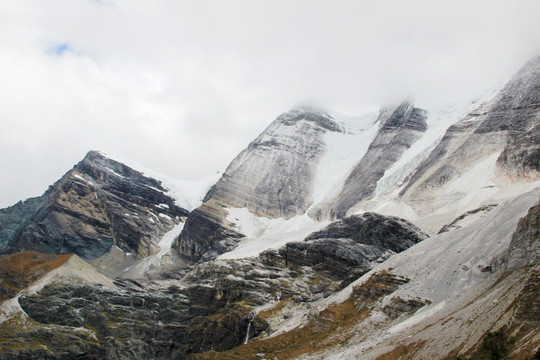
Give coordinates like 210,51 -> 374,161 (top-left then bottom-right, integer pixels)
276,106 -> 344,132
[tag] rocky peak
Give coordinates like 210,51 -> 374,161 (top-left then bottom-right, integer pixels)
0,151 -> 188,260
275,106 -> 344,133
75,150 -> 165,191
380,99 -> 428,132
176,108 -> 345,261
476,56 -> 540,135
311,99 -> 428,219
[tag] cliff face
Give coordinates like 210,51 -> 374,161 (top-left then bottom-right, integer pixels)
399,57 -> 540,216
206,107 -> 343,219
504,201 -> 540,270
0,151 -> 188,260
176,108 -> 344,261
311,100 -> 428,220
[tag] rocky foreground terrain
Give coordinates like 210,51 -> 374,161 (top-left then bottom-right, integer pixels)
0,57 -> 539,359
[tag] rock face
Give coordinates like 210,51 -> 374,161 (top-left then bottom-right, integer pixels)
261,213 -> 428,283
204,107 -> 343,219
312,100 -> 428,219
4,280 -> 266,360
504,201 -> 540,269
176,107 -> 344,261
0,151 -> 188,260
400,57 -> 540,215
437,204 -> 497,234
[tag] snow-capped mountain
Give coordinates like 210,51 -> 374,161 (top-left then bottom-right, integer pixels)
0,150 -> 218,262
0,57 -> 539,359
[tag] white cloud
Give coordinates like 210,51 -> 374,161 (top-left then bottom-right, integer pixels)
0,0 -> 539,207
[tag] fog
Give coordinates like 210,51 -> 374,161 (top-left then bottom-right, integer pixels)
0,0 -> 539,207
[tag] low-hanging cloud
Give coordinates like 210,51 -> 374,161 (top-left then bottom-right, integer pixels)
0,0 -> 539,207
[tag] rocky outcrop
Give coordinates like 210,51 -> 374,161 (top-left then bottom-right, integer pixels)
4,280 -> 265,360
497,122 -> 540,181
312,100 -> 427,219
438,204 -> 497,233
175,107 -> 344,261
504,201 -> 540,270
261,213 -> 428,284
0,151 -> 188,260
173,202 -> 244,262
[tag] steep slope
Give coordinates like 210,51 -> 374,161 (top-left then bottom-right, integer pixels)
175,107 -> 345,261
395,56 -> 540,223
201,189 -> 539,360
0,211 -> 427,360
0,151 -> 189,260
311,99 -> 428,220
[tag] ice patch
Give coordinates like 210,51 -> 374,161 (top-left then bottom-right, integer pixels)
312,113 -> 379,206
97,151 -> 221,211
219,208 -> 330,259
375,98 -> 488,197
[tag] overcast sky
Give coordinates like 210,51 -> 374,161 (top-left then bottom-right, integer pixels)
0,0 -> 539,207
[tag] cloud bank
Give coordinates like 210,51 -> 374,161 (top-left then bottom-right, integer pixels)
0,0 -> 539,207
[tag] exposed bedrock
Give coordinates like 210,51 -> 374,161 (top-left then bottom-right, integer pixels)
0,151 -> 188,260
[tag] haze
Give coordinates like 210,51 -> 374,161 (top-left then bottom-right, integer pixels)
1,0 -> 539,207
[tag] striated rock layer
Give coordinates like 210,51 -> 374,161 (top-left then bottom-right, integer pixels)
312,99 -> 428,220
399,56 -> 540,215
0,151 -> 188,260
261,212 -> 428,284
176,108 -> 344,261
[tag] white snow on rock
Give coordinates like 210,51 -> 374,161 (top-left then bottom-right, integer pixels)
311,112 -> 379,206
218,208 -> 330,259
97,151 -> 221,211
300,187 -> 540,359
375,90 -> 500,198
115,222 -> 185,278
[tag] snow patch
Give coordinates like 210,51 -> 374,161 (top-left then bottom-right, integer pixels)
97,151 -> 221,211
312,113 -> 379,206
116,222 -> 185,278
219,208 -> 330,259
158,213 -> 172,220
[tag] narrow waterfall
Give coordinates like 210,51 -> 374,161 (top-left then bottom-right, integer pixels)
244,321 -> 252,344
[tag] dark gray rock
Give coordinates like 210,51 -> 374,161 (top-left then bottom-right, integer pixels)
13,279 -> 267,360
305,212 -> 428,251
173,202 -> 244,261
261,213 -> 428,285
0,151 -> 189,260
497,122 -> 540,181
